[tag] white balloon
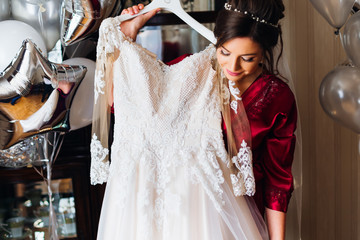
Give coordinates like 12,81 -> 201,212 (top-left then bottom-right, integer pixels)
11,0 -> 62,51
0,0 -> 10,21
0,20 -> 47,72
63,58 -> 95,131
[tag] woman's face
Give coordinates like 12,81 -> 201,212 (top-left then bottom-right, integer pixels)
216,37 -> 263,83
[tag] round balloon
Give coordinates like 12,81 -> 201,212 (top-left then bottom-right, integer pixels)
11,0 -> 62,51
309,0 -> 355,29
63,58 -> 95,131
319,65 -> 360,133
0,0 -> 10,21
0,20 -> 47,72
343,11 -> 360,67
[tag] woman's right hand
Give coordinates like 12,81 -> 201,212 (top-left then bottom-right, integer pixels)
120,4 -> 160,40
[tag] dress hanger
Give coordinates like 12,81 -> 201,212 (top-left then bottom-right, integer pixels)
117,0 -> 217,44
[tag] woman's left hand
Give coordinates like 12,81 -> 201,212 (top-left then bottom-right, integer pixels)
120,4 -> 160,40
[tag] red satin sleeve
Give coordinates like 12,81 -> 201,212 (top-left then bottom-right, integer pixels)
242,74 -> 297,214
262,101 -> 297,212
166,54 -> 191,65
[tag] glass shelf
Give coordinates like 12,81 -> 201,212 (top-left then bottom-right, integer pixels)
0,178 -> 77,240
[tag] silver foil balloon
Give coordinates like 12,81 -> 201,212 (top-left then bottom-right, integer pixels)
0,39 -> 87,150
60,0 -> 123,46
11,0 -> 62,51
0,0 -> 10,21
319,65 -> 360,133
343,11 -> 360,67
0,134 -> 45,168
309,0 -> 355,29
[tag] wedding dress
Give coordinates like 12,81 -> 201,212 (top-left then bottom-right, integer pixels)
90,15 -> 268,240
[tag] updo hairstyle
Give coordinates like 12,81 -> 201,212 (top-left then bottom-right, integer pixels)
214,0 -> 285,75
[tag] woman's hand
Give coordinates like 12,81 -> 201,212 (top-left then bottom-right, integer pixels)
120,4 -> 160,40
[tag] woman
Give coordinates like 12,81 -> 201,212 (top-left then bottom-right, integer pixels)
123,0 -> 297,238
214,1 -> 297,239
92,0 -> 296,239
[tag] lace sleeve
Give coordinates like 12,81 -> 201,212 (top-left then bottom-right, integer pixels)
230,140 -> 255,196
90,17 -> 121,185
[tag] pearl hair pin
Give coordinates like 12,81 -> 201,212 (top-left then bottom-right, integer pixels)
224,3 -> 279,28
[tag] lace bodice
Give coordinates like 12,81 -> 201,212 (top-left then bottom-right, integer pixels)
90,16 -> 255,208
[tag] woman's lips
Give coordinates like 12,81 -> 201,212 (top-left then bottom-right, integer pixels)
226,69 -> 241,76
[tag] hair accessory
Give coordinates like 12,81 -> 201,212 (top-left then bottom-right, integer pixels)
224,2 -> 279,28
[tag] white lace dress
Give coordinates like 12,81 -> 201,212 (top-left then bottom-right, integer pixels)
90,16 -> 268,240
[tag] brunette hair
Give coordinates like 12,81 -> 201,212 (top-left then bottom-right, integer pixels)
214,0 -> 285,75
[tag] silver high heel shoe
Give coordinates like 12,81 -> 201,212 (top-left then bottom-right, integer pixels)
0,39 -> 87,150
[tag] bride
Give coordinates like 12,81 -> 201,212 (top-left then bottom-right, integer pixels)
89,0 -> 292,239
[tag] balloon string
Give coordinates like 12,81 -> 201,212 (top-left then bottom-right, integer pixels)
32,160 -> 58,240
69,43 -> 82,59
32,133 -> 64,240
37,4 -> 46,42
46,160 -> 58,240
338,30 -> 345,52
50,132 -> 65,163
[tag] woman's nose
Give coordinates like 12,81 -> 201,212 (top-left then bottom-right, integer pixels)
230,57 -> 241,71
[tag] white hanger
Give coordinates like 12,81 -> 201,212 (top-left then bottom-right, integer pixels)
117,0 -> 217,44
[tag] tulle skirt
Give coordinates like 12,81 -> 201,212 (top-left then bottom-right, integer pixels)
96,159 -> 268,240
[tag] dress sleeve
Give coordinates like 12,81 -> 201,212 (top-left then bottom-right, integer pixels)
263,88 -> 297,212
90,17 -> 122,185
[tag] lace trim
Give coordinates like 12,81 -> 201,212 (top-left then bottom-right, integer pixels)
265,187 -> 291,212
220,81 -> 230,105
94,17 -> 123,104
230,140 -> 255,196
136,187 -> 181,238
247,75 -> 285,118
90,133 -> 110,185
229,80 -> 242,114
94,70 -> 105,103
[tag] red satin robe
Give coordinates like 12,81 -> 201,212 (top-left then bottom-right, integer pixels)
167,56 -> 297,215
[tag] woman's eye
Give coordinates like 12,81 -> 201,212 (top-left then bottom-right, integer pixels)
220,49 -> 230,56
241,57 -> 255,62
